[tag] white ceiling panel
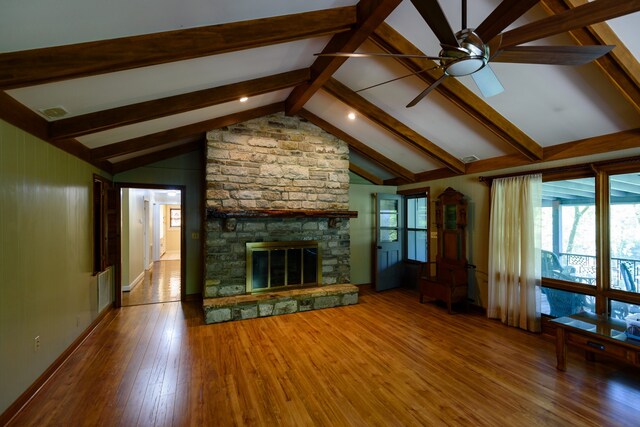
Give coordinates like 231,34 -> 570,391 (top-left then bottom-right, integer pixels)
460,60 -> 640,146
108,139 -> 197,163
77,89 -> 291,148
306,90 -> 442,173
349,151 -> 396,181
0,0 -> 357,51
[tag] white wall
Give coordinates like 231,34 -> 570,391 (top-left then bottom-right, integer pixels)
349,184 -> 398,285
121,188 -> 147,290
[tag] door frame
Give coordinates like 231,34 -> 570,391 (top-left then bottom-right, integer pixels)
113,182 -> 187,308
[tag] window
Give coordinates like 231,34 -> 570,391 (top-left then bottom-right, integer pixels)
170,208 -> 181,227
609,172 -> 640,296
537,162 -> 640,322
541,178 -> 596,285
379,199 -> 399,243
405,192 -> 429,262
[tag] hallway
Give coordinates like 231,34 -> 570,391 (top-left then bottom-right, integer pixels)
122,260 -> 181,306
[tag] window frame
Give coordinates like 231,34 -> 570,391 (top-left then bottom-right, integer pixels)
540,164 -> 640,319
399,187 -> 430,264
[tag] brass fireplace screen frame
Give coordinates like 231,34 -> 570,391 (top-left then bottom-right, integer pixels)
246,241 -> 321,293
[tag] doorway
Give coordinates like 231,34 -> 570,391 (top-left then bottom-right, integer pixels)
116,184 -> 186,307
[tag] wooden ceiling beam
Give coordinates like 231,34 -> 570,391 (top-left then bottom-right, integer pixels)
285,0 -> 402,115
543,128 -> 640,161
370,23 -> 543,161
350,162 -> 384,185
323,78 -> 465,173
464,154 -> 533,175
0,7 -> 355,89
91,102 -> 284,161
298,108 -> 415,181
111,139 -> 203,174
465,128 -> 640,175
540,0 -> 640,113
50,69 -> 309,140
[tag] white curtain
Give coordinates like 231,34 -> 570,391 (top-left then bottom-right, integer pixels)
488,174 -> 542,332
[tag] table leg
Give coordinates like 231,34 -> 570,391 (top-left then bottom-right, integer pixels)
556,327 -> 567,371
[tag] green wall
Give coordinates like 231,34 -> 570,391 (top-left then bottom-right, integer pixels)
349,184 -> 397,285
114,150 -> 204,296
0,119 -> 109,414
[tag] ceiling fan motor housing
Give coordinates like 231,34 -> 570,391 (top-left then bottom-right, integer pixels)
441,29 -> 488,77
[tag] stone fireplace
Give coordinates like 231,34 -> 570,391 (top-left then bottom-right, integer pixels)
202,113 -> 359,324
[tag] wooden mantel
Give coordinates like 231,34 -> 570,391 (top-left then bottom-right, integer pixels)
206,208 -> 358,220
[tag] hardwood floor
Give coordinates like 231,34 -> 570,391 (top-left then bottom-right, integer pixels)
8,287 -> 640,426
122,260 -> 181,306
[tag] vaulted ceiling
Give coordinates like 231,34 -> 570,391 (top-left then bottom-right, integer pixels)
1,0 -> 639,185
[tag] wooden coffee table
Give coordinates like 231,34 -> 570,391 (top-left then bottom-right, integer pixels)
551,312 -> 640,371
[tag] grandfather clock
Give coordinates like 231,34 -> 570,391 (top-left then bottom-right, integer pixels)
419,187 -> 470,313
435,187 -> 467,265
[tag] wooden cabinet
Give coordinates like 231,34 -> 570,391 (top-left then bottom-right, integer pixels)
419,188 -> 470,313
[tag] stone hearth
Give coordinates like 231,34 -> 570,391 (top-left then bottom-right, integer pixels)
203,112 -> 359,323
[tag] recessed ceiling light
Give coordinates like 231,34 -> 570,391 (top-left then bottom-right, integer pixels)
347,112 -> 356,120
239,97 -> 249,103
461,155 -> 480,163
39,106 -> 68,119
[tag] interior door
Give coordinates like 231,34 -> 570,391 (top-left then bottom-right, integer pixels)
375,193 -> 403,291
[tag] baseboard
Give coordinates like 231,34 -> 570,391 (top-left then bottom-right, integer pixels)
122,270 -> 144,292
0,304 -> 117,426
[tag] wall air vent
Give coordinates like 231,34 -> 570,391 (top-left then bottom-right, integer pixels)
38,106 -> 68,119
461,155 -> 480,163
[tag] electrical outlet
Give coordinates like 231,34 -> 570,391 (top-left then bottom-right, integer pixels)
191,232 -> 199,239
34,336 -> 41,352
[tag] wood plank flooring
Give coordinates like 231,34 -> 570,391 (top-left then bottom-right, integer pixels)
8,287 -> 640,426
122,260 -> 181,306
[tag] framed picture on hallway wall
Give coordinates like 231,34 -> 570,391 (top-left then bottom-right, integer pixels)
170,208 -> 181,227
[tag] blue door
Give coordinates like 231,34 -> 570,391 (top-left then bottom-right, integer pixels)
375,193 -> 403,291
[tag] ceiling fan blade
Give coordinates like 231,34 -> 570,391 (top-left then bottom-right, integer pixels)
471,66 -> 504,98
492,45 -> 615,65
410,0 -> 459,47
499,0 -> 640,50
475,0 -> 540,42
314,52 -> 445,60
406,74 -> 447,108
355,65 -> 442,93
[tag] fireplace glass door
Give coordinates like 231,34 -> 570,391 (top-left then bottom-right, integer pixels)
246,241 -> 321,292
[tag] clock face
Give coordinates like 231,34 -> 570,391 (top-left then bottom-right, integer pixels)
444,204 -> 457,230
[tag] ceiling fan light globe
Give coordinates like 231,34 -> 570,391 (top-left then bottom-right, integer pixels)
445,57 -> 487,77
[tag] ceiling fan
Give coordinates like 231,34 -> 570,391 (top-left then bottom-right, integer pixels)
316,0 -> 640,107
